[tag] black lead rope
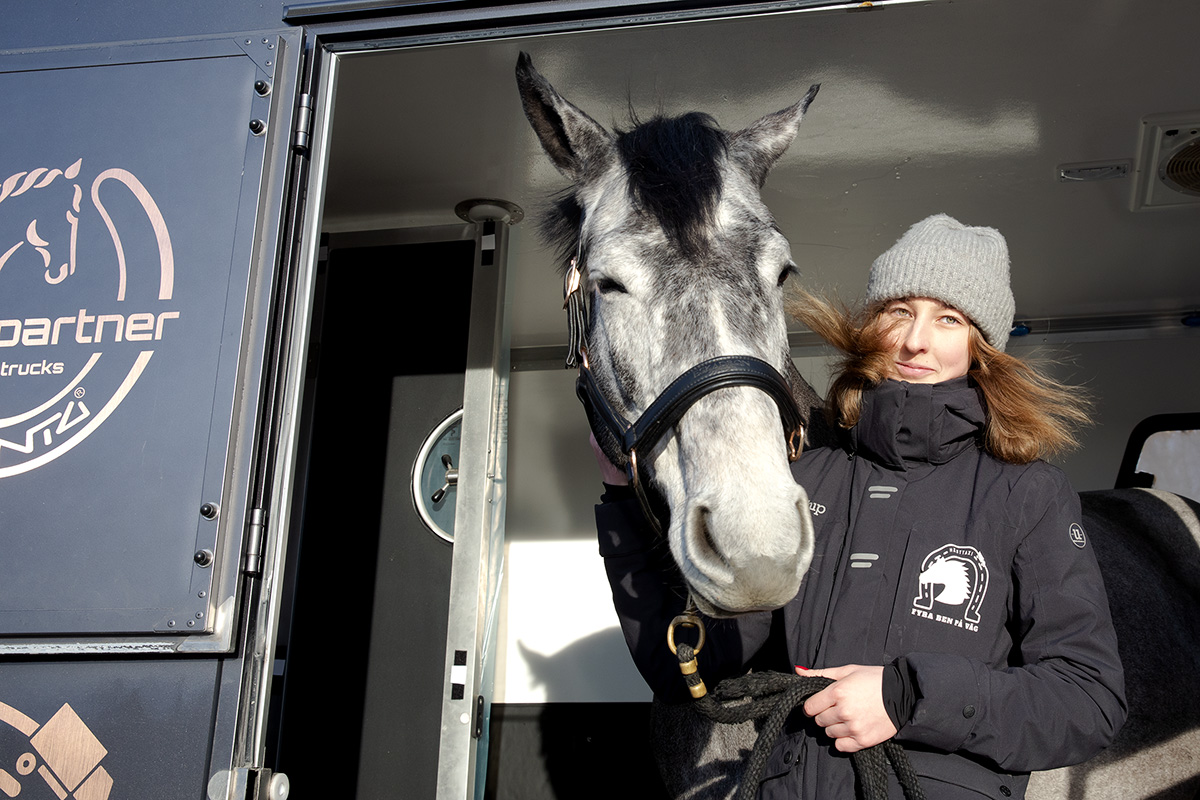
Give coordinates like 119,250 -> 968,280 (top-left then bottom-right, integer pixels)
672,642 -> 926,800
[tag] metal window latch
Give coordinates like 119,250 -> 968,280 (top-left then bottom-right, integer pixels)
431,454 -> 458,503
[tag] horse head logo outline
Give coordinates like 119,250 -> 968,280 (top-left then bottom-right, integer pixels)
0,158 -> 174,301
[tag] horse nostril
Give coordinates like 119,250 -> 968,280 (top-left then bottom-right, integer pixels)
691,505 -> 731,571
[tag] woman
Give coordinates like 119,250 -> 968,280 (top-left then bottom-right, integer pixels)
593,214 -> 1126,799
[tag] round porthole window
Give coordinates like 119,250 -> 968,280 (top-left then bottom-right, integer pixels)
412,408 -> 463,543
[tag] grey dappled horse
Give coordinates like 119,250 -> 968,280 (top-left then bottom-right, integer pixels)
516,53 -> 823,617
516,55 -> 1200,800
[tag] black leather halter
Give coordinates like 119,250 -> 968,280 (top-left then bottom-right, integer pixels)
564,258 -> 806,533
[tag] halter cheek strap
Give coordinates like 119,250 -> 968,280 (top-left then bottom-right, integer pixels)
577,355 -> 805,533
563,252 -> 587,369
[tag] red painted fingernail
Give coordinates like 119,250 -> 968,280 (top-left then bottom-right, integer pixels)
795,665 -> 808,671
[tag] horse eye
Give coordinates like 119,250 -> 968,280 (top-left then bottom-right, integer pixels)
595,277 -> 628,295
777,264 -> 798,287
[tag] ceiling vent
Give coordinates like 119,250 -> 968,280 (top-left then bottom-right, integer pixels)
1132,113 -> 1200,210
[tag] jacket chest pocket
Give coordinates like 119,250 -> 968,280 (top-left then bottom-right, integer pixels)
886,524 -> 1011,657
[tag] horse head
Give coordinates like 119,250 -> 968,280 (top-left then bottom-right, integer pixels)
517,53 -> 821,616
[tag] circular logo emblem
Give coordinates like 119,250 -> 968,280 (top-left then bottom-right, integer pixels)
0,159 -> 177,478
1069,522 -> 1087,549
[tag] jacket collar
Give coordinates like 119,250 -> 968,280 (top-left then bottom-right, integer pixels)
849,377 -> 985,468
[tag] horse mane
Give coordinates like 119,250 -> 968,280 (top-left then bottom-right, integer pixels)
540,112 -> 728,271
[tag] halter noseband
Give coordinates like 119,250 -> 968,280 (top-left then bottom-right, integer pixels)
564,257 -> 806,533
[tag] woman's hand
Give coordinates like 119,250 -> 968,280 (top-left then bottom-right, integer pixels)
800,664 -> 897,752
589,432 -> 629,485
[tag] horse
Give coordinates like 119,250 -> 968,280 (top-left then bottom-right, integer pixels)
516,52 -> 824,618
515,54 -> 1200,800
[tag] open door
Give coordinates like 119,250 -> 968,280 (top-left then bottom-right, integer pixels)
270,212 -> 512,798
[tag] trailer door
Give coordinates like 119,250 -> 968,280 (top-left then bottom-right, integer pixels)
0,29 -> 307,799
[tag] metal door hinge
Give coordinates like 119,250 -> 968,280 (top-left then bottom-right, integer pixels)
473,694 -> 485,739
243,507 -> 267,575
292,93 -> 313,154
251,768 -> 290,800
209,768 -> 289,800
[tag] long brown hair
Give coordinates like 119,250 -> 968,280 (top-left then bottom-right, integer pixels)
787,289 -> 1091,464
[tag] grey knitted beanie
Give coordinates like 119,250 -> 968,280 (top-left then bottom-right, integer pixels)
867,214 -> 1016,350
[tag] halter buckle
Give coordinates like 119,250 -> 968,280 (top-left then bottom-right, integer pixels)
563,258 -> 582,309
787,425 -> 804,462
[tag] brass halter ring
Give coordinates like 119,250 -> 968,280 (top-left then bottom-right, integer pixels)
667,612 -> 707,656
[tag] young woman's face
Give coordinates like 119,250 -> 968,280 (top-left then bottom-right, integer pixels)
881,297 -> 972,384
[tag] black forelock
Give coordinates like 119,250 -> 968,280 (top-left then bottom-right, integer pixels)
538,111 -> 728,269
538,190 -> 584,274
617,112 -> 727,259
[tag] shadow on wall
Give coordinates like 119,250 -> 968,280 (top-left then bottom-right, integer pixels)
506,367 -> 604,542
516,628 -> 643,701
486,630 -> 670,800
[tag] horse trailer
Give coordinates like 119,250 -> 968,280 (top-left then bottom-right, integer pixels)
1,1 -> 1198,799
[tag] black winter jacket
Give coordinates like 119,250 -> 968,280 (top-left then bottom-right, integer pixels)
596,378 -> 1126,800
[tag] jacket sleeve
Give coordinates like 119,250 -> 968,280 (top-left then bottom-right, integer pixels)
896,467 -> 1127,771
596,487 -> 773,704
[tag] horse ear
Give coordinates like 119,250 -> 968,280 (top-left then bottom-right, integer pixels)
516,52 -> 615,182
730,84 -> 820,188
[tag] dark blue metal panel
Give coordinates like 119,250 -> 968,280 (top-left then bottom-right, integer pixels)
0,40 -> 279,637
0,659 -> 222,799
0,2 -> 292,51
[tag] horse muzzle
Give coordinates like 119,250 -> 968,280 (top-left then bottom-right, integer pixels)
677,480 -> 816,617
